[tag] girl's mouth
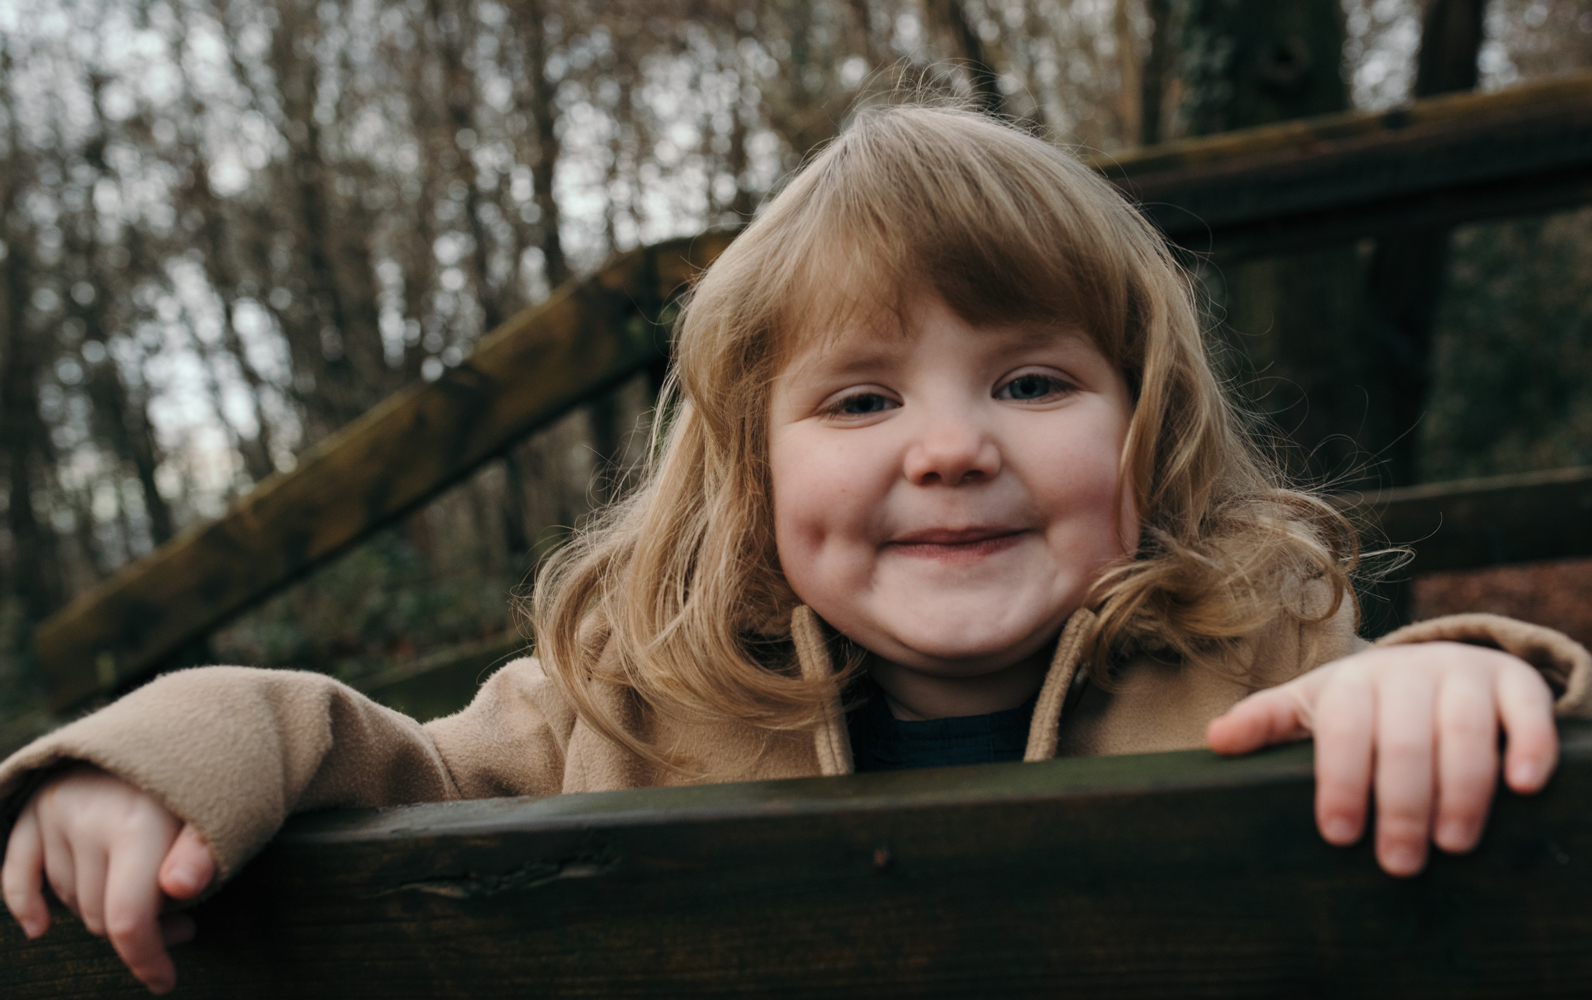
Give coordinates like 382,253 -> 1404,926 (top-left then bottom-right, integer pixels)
887,528 -> 1026,562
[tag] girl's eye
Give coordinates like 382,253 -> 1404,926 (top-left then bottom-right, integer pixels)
997,373 -> 1068,401
829,392 -> 898,416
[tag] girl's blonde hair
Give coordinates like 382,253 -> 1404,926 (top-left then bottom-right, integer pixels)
530,105 -> 1357,765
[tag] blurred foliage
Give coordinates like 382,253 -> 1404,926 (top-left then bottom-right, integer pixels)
1421,207 -> 1592,481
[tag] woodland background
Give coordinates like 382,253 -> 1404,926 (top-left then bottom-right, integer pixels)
0,0 -> 1590,720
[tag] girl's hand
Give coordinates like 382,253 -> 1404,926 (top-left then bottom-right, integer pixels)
2,764 -> 215,995
1206,641 -> 1558,877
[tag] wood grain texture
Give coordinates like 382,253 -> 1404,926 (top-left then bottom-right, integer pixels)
1095,71 -> 1592,259
7,721 -> 1592,998
34,233 -> 736,712
1349,466 -> 1592,573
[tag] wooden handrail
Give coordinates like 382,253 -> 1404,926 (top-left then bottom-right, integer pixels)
1349,465 -> 1592,574
1097,71 -> 1592,259
30,73 -> 1592,712
34,233 -> 737,711
8,720 -> 1592,997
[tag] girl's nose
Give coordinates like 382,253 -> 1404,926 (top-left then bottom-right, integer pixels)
902,419 -> 1002,486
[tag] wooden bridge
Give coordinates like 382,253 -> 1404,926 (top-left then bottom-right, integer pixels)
4,72 -> 1592,996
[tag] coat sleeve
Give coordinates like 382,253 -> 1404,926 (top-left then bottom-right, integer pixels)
0,658 -> 574,880
1373,613 -> 1592,717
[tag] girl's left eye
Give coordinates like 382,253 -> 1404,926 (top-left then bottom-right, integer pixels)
826,391 -> 899,416
996,373 -> 1068,401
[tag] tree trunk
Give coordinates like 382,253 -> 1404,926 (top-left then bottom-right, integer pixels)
523,0 -> 568,289
270,1 -> 384,431
942,0 -> 1004,116
1140,0 -> 1176,144
1180,0 -> 1363,477
1115,0 -> 1143,143
1365,0 -> 1490,488
1180,0 -> 1347,135
0,219 -> 65,626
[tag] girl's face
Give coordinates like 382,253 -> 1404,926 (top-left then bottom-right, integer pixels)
769,290 -> 1138,686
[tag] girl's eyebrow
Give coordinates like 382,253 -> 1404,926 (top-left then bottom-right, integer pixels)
993,323 -> 1093,352
783,322 -> 1096,384
784,335 -> 909,382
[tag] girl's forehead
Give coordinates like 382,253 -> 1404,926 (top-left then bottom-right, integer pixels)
776,279 -> 1107,374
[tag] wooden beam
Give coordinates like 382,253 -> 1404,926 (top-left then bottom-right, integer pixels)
34,234 -> 737,711
1350,465 -> 1592,574
7,721 -> 1592,998
1095,71 -> 1592,259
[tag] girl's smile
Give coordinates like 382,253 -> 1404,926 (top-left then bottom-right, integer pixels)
768,290 -> 1139,719
887,526 -> 1028,563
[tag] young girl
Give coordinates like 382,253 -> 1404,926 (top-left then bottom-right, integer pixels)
4,105 -> 1589,995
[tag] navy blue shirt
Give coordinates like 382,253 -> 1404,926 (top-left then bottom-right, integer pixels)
847,680 -> 1038,772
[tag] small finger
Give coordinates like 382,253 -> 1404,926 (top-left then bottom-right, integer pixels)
1496,664 -> 1558,793
1207,683 -> 1314,756
1433,670 -> 1498,854
39,807 -> 79,918
104,810 -> 182,994
2,809 -> 50,938
158,825 -> 215,901
1374,669 -> 1436,877
1312,666 -> 1375,846
72,837 -> 110,938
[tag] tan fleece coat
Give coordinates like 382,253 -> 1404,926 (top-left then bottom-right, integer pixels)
2,604 -> 1588,883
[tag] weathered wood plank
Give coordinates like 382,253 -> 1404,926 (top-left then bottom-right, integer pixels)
1351,465 -> 1592,574
33,234 -> 736,712
1096,71 -> 1592,259
7,721 -> 1592,998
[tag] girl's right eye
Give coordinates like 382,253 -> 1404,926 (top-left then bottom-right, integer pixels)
826,392 -> 898,417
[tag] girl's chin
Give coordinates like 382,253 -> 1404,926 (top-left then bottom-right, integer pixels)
813,592 -> 1072,669
874,629 -> 1056,674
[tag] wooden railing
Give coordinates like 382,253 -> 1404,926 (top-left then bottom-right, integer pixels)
1348,464 -> 1592,573
1098,71 -> 1592,260
8,720 -> 1592,998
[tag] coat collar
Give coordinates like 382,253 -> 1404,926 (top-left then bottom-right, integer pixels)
789,605 -> 1096,776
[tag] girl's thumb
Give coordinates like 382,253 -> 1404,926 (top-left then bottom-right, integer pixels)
1206,687 -> 1310,756
158,824 -> 216,900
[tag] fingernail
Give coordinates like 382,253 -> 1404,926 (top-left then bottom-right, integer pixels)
1323,818 -> 1356,844
171,865 -> 197,892
1438,820 -> 1471,849
21,917 -> 44,939
1382,845 -> 1421,875
1511,760 -> 1538,788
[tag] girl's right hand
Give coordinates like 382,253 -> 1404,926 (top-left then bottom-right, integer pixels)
2,764 -> 215,995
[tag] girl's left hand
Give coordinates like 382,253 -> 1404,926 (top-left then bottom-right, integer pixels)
1206,640 -> 1558,877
